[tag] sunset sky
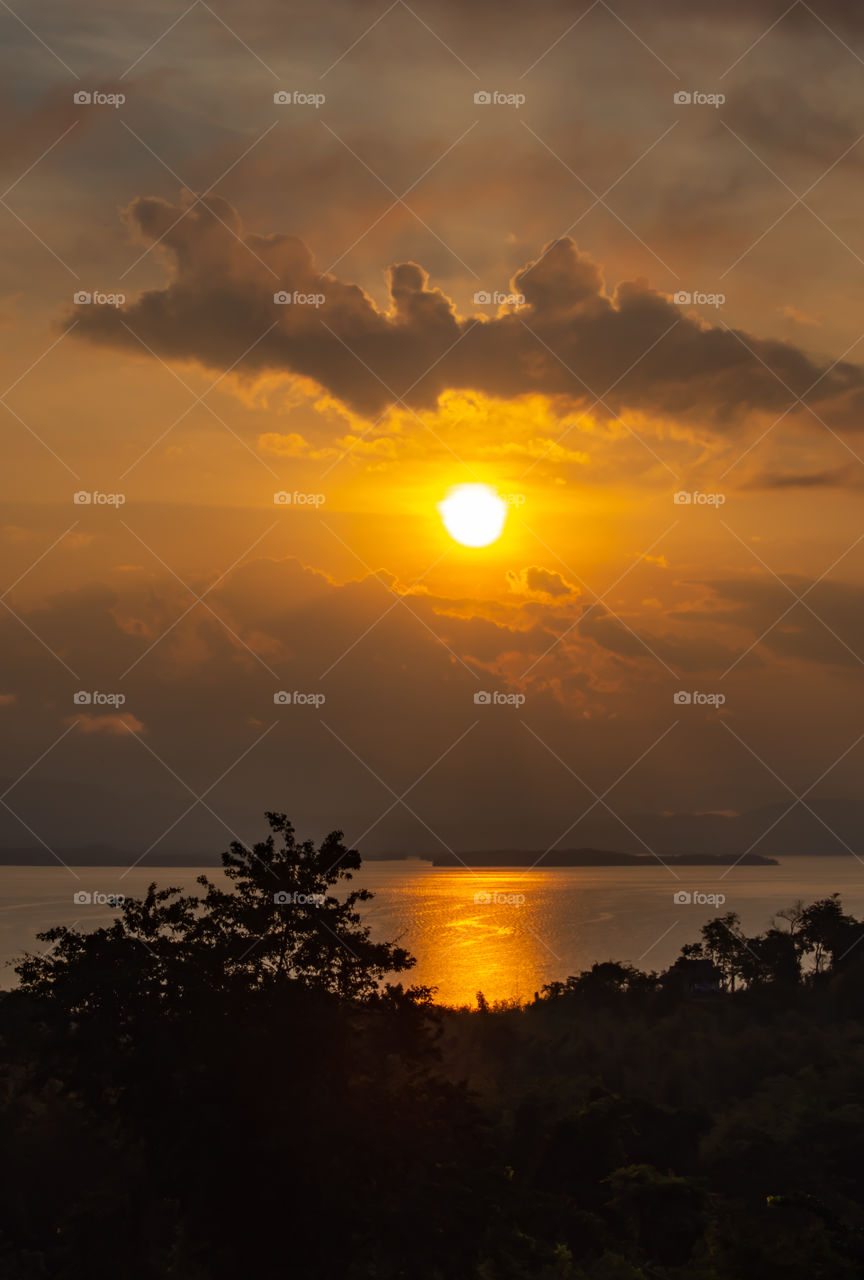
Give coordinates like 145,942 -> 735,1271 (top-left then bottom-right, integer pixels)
2,0 -> 864,863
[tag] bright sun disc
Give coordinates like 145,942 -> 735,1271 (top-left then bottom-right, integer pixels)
438,483 -> 507,547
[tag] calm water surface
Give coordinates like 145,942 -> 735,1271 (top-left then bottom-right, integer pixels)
2,857 -> 863,1006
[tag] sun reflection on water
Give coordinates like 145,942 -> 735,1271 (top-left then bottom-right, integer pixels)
386,868 -> 550,1007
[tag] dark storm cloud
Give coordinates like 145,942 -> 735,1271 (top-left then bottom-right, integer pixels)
67,192 -> 864,431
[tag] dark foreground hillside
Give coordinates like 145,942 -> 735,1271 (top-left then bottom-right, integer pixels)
1,814 -> 863,1279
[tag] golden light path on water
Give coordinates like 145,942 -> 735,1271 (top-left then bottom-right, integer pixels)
4,861 -> 864,1004
357,860 -> 864,1008
368,868 -> 551,1007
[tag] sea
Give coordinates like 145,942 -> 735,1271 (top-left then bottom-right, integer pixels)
2,856 -> 863,1007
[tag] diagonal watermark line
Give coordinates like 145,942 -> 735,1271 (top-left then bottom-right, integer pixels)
318,321 -> 475,479
0,198 -> 80,276
118,721 -> 278,877
718,0 -> 799,78
117,720 -> 269,869
320,720 -> 485,879
0,599 -> 79,677
320,0 -> 401,77
117,319 -> 280,480
1,522 -> 79,600
0,0 -> 79,77
1,121 -> 79,201
319,519 -> 480,679
0,801 -> 81,877
0,721 -> 78,803
398,0 -> 479,76
320,320 -> 485,480
721,521 -> 864,668
319,545 -> 453,678
1,324 -> 77,400
799,0 -> 864,69
520,1 -> 601,78
716,322 -> 864,475
118,521 -> 280,679
335,721 -> 478,856
118,119 -> 280,279
598,0 -> 679,78
520,119 -> 680,276
720,121 -> 864,277
119,0 -> 200,78
324,120 -> 478,275
0,400 -> 80,478
518,518 -> 681,679
717,722 -> 864,874
719,528 -> 864,678
197,0 -> 280,77
520,720 -> 681,877
516,313 -> 681,481
322,121 -> 480,278
637,920 -> 680,964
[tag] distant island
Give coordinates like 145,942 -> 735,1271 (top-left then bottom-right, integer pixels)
432,848 -> 778,867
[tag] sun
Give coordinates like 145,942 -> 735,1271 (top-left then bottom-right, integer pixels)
438,483 -> 508,547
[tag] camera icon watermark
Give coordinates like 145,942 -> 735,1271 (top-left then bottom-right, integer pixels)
473,290 -> 525,306
673,890 -> 726,906
673,90 -> 725,108
474,90 -> 526,108
474,690 -> 526,707
73,490 -> 126,506
673,290 -> 725,308
273,90 -> 325,107
74,691 -> 126,707
274,290 -> 326,307
674,690 -> 726,707
673,490 -> 725,506
273,491 -> 326,506
73,90 -> 125,108
73,291 -> 125,307
474,890 -> 526,907
273,690 -> 326,707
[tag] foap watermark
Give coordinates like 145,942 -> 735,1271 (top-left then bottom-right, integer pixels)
74,490 -> 126,506
74,291 -> 126,307
474,690 -> 526,707
274,90 -> 325,107
274,890 -> 325,905
501,492 -> 526,506
673,890 -> 726,907
473,290 -> 525,306
273,690 -> 326,707
74,691 -> 126,707
474,890 -> 526,907
673,290 -> 725,308
674,690 -> 726,708
474,90 -> 526,108
273,491 -> 326,507
673,90 -> 725,108
73,891 -> 126,906
274,290 -> 326,307
73,90 -> 125,108
674,490 -> 725,506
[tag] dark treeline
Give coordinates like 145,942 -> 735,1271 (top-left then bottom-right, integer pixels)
2,814 -> 864,1278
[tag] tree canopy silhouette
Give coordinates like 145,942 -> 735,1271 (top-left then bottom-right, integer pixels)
16,812 -> 416,1013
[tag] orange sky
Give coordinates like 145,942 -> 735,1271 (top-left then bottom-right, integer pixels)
1,0 -> 864,860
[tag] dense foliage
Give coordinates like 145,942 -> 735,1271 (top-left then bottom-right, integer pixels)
2,814 -> 864,1277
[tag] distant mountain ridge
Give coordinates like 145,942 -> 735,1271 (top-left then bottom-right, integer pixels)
431,849 -> 778,867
